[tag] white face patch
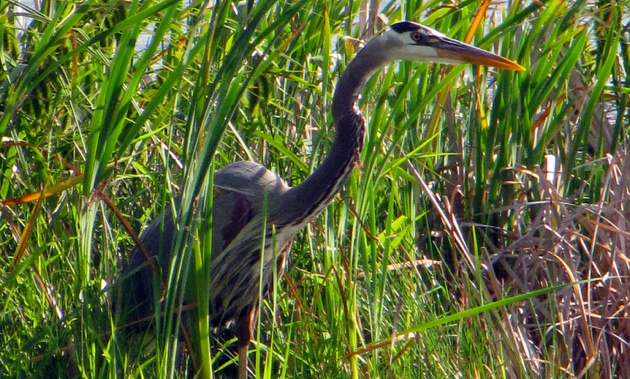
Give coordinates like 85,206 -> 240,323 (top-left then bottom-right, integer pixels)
379,29 -> 407,47
403,45 -> 440,60
376,29 -> 440,62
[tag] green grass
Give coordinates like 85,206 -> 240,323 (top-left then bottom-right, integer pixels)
1,0 -> 629,378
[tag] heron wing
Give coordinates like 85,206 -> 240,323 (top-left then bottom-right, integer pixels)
211,189 -> 254,254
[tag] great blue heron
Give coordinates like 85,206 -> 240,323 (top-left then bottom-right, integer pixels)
116,21 -> 523,378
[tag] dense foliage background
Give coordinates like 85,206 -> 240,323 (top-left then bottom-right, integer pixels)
1,0 -> 628,377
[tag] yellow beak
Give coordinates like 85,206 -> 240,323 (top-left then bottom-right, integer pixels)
433,35 -> 524,71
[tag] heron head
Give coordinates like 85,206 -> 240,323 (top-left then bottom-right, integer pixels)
376,21 -> 524,71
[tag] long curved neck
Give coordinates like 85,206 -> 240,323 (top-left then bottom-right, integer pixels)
281,46 -> 386,227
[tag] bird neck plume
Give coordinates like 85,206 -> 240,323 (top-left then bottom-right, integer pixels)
283,42 -> 388,227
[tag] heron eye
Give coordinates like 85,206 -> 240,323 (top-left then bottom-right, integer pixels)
410,31 -> 423,42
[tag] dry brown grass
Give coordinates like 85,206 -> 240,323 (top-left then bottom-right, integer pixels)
480,150 -> 630,378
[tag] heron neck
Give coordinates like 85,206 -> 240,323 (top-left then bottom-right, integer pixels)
332,47 -> 384,121
282,48 -> 384,227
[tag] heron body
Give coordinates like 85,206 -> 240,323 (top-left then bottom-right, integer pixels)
118,21 -> 523,378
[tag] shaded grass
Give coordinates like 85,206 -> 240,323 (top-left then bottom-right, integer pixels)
1,0 -> 629,378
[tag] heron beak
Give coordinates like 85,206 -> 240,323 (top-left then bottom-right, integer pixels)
433,36 -> 524,71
